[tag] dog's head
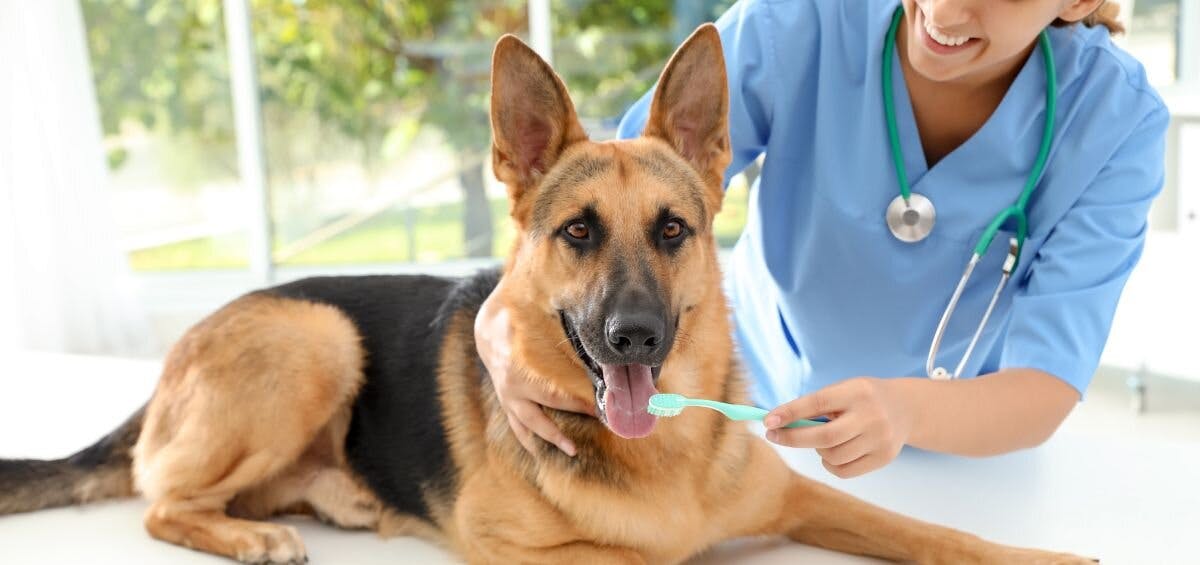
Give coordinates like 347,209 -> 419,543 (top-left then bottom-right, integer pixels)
491,26 -> 730,439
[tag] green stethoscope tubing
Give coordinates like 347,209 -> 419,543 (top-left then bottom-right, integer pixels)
882,7 -> 1057,270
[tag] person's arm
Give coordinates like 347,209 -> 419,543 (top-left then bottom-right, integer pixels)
890,368 -> 1077,453
475,282 -> 593,457
762,370 -> 1075,478
767,104 -> 1170,478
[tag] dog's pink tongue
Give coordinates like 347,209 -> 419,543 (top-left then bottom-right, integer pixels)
601,363 -> 658,439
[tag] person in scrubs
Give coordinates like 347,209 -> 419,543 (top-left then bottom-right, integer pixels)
475,0 -> 1168,478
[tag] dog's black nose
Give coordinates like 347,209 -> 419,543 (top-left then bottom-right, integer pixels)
606,311 -> 665,358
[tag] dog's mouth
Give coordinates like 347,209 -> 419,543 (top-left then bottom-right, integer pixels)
559,312 -> 661,439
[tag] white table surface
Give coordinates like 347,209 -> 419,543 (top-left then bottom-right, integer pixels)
1,350 -> 1198,564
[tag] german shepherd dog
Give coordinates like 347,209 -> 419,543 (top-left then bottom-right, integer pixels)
0,26 -> 1091,564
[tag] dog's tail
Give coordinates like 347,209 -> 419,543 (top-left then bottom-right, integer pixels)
0,407 -> 145,515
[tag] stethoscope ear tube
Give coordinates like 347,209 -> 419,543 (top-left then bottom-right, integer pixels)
927,254 -> 980,379
882,7 -> 1058,379
926,239 -> 1020,380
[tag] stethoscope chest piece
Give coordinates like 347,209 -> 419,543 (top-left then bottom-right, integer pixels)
878,6 -> 1057,380
886,193 -> 935,243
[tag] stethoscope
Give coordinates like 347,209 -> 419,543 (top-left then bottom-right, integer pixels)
880,7 -> 1057,380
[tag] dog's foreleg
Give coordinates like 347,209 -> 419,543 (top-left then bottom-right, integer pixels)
729,440 -> 1093,564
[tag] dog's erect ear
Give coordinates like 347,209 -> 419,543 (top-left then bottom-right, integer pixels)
490,35 -> 587,207
643,24 -> 730,207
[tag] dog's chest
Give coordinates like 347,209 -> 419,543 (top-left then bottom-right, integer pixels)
540,461 -> 720,557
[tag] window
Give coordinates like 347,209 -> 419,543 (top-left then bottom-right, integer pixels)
82,0 -> 247,271
254,1 -> 529,267
83,1 -> 1189,274
1119,0 -> 1187,87
82,0 -> 752,274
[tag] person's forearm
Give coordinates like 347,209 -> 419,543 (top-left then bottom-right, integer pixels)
886,368 -> 1079,456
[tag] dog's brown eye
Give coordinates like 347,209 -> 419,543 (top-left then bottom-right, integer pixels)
566,222 -> 589,240
662,221 -> 683,240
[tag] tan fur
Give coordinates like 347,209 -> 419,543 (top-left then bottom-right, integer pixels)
437,27 -> 1093,565
96,25 -> 1093,565
132,293 -> 373,562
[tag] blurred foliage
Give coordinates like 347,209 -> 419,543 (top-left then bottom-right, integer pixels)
81,0 -> 735,170
82,0 -> 229,137
82,0 -> 739,263
82,0 -> 236,189
554,0 -> 734,120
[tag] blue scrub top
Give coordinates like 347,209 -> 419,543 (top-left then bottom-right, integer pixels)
617,0 -> 1169,408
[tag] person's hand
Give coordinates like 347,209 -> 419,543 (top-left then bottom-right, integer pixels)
763,377 -> 914,478
474,285 -> 593,457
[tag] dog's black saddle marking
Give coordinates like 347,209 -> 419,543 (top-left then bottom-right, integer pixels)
265,269 -> 500,522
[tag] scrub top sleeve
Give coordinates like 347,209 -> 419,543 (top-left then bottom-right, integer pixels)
1000,105 -> 1170,397
615,0 -> 778,187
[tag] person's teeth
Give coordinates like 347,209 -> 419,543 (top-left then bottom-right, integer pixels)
924,19 -> 969,47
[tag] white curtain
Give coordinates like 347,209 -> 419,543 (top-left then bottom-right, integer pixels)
0,0 -> 155,356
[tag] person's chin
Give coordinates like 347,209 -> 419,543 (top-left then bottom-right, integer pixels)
907,44 -> 978,84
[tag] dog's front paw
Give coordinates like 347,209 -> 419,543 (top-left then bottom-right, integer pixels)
232,523 -> 307,565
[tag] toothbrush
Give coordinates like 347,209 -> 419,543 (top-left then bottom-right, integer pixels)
647,393 -> 824,428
